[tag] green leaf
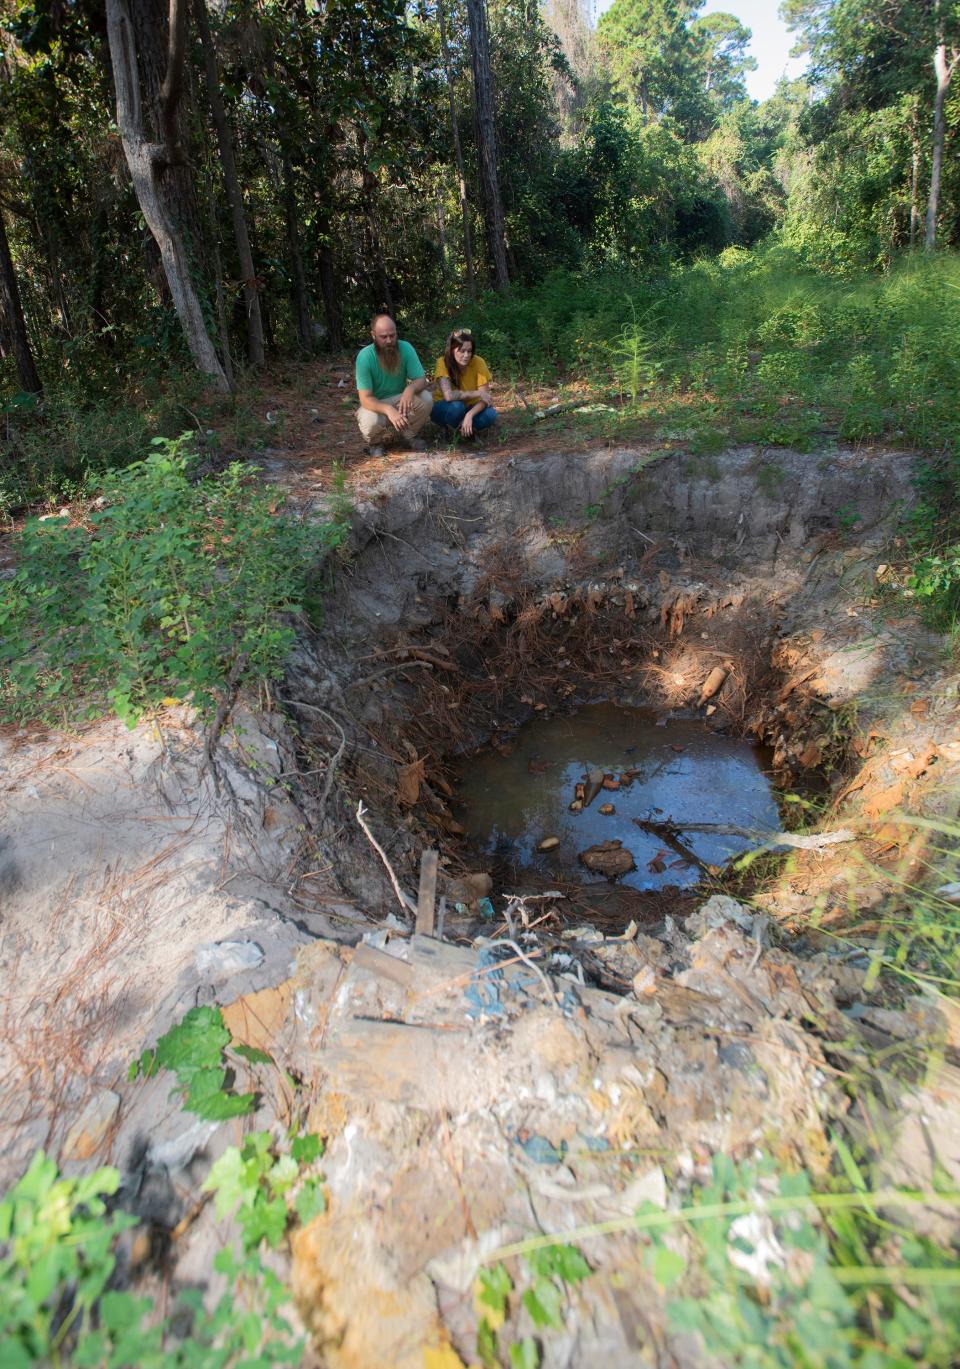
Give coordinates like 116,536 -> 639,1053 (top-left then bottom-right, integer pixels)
509,1338 -> 540,1369
290,1133 -> 323,1165
476,1317 -> 499,1369
477,1262 -> 513,1318
293,1180 -> 326,1226
233,1044 -> 274,1066
522,1278 -> 563,1330
651,1246 -> 686,1288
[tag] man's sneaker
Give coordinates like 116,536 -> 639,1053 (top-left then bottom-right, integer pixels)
366,444 -> 385,458
403,436 -> 427,452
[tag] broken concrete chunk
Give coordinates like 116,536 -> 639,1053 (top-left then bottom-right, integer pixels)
578,840 -> 636,878
194,940 -> 265,979
686,894 -> 755,936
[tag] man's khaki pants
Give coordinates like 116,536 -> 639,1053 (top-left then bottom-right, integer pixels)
356,391 -> 433,443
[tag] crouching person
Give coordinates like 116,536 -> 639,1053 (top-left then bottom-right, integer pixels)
432,328 -> 497,440
356,314 -> 433,456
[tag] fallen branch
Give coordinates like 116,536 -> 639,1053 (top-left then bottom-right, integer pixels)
633,818 -> 855,854
347,660 -> 436,691
355,800 -> 417,921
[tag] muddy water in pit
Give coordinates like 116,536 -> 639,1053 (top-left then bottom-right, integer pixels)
452,703 -> 779,891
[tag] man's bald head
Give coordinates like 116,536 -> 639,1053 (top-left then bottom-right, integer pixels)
370,314 -> 400,368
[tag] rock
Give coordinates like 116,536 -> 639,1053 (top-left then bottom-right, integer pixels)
602,775 -> 620,791
194,940 -> 265,979
538,836 -> 560,852
633,966 -> 657,997
569,799 -> 584,812
599,803 -> 615,816
686,894 -> 755,936
63,1090 -> 120,1160
578,840 -> 636,878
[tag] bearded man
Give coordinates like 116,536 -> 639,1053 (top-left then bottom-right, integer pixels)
355,314 -> 432,456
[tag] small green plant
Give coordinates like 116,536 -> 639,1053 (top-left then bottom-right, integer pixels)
129,1005 -> 258,1121
203,1130 -> 326,1251
474,1243 -> 590,1368
0,1151 -> 307,1367
0,436 -> 344,727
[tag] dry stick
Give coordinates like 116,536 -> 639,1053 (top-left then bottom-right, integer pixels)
354,801 -> 417,920
347,660 -> 436,692
203,651 -> 249,795
633,818 -> 855,854
283,698 -> 347,821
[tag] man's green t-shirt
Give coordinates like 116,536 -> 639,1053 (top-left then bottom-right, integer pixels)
355,341 -> 426,400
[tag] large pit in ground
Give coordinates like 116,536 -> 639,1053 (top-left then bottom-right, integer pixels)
287,441 -> 925,929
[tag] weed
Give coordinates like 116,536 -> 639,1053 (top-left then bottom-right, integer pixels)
0,1149 -> 308,1366
0,436 -> 345,727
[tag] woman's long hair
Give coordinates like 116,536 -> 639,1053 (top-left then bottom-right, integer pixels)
442,329 -> 474,388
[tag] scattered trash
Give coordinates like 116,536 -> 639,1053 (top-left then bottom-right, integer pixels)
698,661 -> 733,706
599,803 -> 615,815
538,835 -> 560,851
516,1134 -> 565,1164
194,940 -> 264,979
477,896 -> 496,921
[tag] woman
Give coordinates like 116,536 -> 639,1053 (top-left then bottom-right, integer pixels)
431,329 -> 498,438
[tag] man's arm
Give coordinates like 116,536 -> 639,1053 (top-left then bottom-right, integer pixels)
358,388 -> 409,431
396,345 -> 428,414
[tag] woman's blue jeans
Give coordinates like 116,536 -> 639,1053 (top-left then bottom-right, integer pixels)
430,400 -> 497,432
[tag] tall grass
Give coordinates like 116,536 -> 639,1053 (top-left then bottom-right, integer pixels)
443,245 -> 960,629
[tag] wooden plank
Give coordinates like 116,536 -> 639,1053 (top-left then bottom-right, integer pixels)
415,849 -> 439,936
352,941 -> 417,990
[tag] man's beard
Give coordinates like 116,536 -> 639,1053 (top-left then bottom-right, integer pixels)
375,342 -> 400,371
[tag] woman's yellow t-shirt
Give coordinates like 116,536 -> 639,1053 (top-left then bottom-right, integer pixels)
433,354 -> 492,402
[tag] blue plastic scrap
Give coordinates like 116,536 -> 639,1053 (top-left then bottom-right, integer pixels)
516,1134 -> 567,1165
465,946 -> 506,1018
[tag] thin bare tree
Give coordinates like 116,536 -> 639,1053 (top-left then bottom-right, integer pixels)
924,10 -> 959,250
105,0 -> 229,389
193,0 -> 264,366
0,205 -> 42,393
437,0 -> 476,296
466,0 -> 509,290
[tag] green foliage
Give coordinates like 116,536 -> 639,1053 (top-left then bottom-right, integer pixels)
0,436 -> 342,727
0,1152 -> 307,1367
644,1153 -> 960,1367
129,1005 -> 257,1121
203,1130 -> 326,1252
475,1244 -> 590,1367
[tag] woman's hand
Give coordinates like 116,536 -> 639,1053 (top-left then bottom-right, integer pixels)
460,410 -> 475,437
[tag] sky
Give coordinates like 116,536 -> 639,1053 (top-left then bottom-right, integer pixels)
593,0 -> 809,103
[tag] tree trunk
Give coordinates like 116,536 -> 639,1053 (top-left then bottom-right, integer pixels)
909,128 -> 920,250
193,0 -> 264,366
105,0 -> 229,390
466,0 -> 509,290
0,207 -> 43,393
438,0 -> 476,297
317,241 -> 343,352
129,0 -> 205,270
282,157 -> 313,355
925,41 -> 957,250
